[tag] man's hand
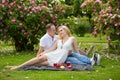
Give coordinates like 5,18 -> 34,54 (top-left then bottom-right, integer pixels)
68,50 -> 72,55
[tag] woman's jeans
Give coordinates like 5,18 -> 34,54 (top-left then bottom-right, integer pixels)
65,53 -> 91,65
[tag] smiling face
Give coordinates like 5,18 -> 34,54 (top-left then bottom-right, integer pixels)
47,24 -> 56,37
58,27 -> 66,38
49,25 -> 56,37
58,26 -> 71,39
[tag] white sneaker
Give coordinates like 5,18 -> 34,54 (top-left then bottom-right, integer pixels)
95,53 -> 101,66
91,53 -> 96,66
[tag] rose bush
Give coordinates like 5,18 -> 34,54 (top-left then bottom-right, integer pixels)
0,0 -> 65,51
81,0 -> 120,41
81,0 -> 120,54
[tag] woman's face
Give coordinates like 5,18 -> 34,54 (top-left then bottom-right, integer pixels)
58,28 -> 67,38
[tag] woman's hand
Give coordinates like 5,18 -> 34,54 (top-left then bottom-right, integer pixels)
37,53 -> 44,58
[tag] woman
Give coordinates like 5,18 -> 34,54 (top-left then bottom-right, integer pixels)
6,25 -> 80,70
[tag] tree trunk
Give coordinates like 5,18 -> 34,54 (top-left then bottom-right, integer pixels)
13,37 -> 34,52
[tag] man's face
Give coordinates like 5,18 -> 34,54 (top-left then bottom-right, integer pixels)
49,25 -> 56,37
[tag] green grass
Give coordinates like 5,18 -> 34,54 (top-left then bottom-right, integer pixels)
73,33 -> 107,43
0,52 -> 120,80
0,34 -> 120,80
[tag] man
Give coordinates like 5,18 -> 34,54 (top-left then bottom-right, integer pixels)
37,23 -> 100,65
37,23 -> 57,57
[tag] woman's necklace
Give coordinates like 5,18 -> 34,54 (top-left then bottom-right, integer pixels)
61,37 -> 69,49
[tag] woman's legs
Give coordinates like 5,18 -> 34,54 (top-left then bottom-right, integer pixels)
34,61 -> 48,66
10,55 -> 48,70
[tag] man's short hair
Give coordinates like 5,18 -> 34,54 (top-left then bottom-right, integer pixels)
46,23 -> 54,30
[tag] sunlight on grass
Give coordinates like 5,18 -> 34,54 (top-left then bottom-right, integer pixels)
0,52 -> 120,80
0,34 -> 120,80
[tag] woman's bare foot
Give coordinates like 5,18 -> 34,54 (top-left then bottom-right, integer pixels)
10,66 -> 19,70
5,66 -> 14,69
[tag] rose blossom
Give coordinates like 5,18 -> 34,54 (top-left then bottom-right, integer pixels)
93,31 -> 97,35
21,29 -> 25,33
116,32 -> 120,35
81,3 -> 87,7
107,36 -> 111,41
3,35 -> 7,40
0,29 -> 2,32
19,23 -> 23,26
96,0 -> 102,4
11,19 -> 16,23
23,7 -> 27,11
106,27 -> 110,30
109,13 -> 113,17
24,32 -> 27,35
2,0 -> 5,4
118,22 -> 120,26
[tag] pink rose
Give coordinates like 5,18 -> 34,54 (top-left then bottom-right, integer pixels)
19,23 -> 23,26
23,7 -> 27,11
3,35 -> 7,40
2,0 -> 5,4
24,32 -> 27,35
96,0 -> 102,4
109,13 -> 113,17
107,36 -> 111,41
31,1 -> 35,5
21,29 -> 25,33
11,19 -> 16,23
93,31 -> 97,35
116,32 -> 120,35
106,27 -> 110,30
118,22 -> 120,26
81,3 -> 87,7
0,29 -> 2,32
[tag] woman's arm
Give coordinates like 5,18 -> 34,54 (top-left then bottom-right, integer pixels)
72,37 -> 80,53
36,46 -> 44,57
42,41 -> 57,54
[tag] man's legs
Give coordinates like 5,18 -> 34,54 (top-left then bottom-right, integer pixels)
71,53 -> 91,64
66,57 -> 90,65
65,53 -> 91,65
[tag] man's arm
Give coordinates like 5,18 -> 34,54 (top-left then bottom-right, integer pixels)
42,41 -> 57,53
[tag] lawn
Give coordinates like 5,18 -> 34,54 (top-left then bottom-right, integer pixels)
0,35 -> 120,80
0,52 -> 120,80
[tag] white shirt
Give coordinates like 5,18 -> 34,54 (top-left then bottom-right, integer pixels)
39,33 -> 58,50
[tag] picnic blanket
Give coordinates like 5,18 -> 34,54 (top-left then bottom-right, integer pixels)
19,64 -> 94,71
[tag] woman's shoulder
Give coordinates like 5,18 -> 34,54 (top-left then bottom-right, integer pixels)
70,36 -> 76,40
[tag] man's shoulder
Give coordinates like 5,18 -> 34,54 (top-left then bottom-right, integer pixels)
40,34 -> 49,40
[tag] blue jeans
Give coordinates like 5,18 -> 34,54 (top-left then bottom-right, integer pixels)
65,53 -> 91,65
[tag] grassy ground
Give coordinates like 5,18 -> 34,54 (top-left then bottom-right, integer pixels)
0,52 -> 120,80
0,34 -> 120,80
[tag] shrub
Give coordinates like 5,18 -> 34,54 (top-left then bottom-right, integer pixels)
81,0 -> 120,54
0,0 -> 65,51
58,16 -> 91,37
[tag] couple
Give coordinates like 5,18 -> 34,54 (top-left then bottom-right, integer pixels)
6,24 -> 100,70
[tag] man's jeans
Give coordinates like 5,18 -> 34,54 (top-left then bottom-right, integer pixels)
65,53 -> 91,65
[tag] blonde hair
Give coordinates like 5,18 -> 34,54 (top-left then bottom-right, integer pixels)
58,25 -> 71,39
